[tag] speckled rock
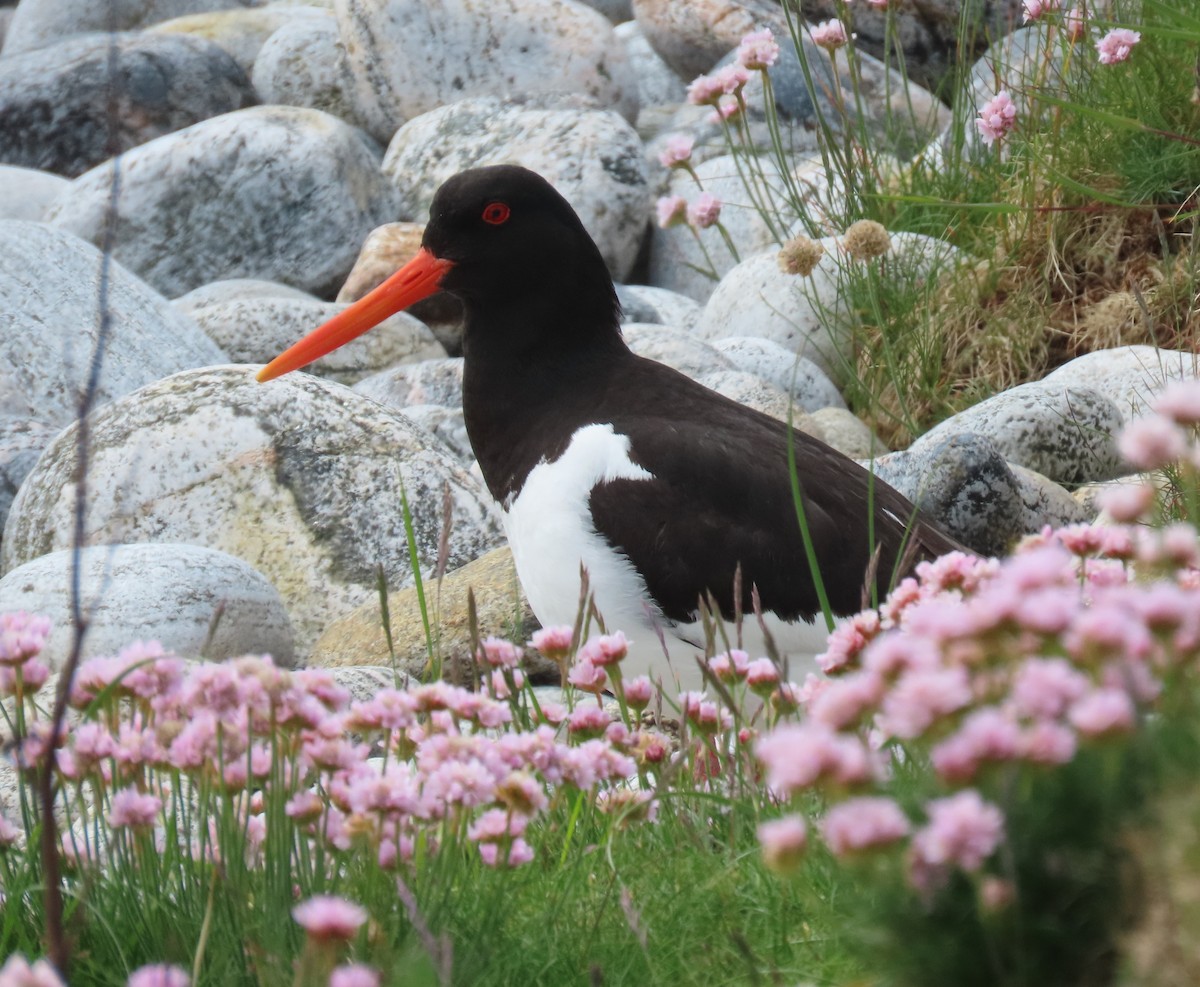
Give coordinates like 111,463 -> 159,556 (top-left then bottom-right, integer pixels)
622,324 -> 732,379
631,0 -> 770,79
250,11 -> 366,126
382,96 -> 648,281
579,0 -> 631,23
151,4 -> 330,76
0,417 -> 59,539
353,358 -> 466,412
172,277 -> 318,312
615,283 -> 701,329
810,408 -> 886,459
2,0 -> 261,55
1,367 -> 504,656
46,105 -> 399,298
402,404 -> 473,465
308,545 -> 551,684
710,337 -> 846,412
0,220 -> 227,428
187,296 -> 443,385
1009,463 -> 1096,532
0,165 -> 69,221
911,380 -> 1125,486
868,432 -> 1023,557
614,19 -> 686,127
0,543 -> 296,669
335,0 -> 639,143
1042,346 -> 1200,422
695,369 -> 825,436
0,31 -> 256,178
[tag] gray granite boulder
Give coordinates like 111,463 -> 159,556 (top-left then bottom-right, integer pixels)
1042,346 -> 1200,422
711,336 -> 846,411
46,105 -> 399,298
382,96 -> 648,281
0,417 -> 59,540
335,0 -> 639,143
402,404 -> 474,465
622,324 -> 732,379
150,4 -> 331,77
1009,463 -> 1095,533
353,358 -> 466,412
172,277 -> 318,312
250,12 -> 365,126
910,380 -> 1125,487
0,543 -> 297,669
0,220 -> 227,428
0,165 -> 69,221
810,407 -> 885,459
2,0 -> 261,55
0,31 -> 256,178
616,283 -> 701,329
695,368 -> 825,434
631,0 -> 769,80
614,19 -> 687,128
2,367 -> 504,656
187,296 -> 443,385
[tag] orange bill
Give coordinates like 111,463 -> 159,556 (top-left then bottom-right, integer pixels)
256,248 -> 455,382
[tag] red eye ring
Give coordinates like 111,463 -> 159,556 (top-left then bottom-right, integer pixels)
482,202 -> 511,225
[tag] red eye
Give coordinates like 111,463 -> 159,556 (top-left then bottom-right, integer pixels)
482,202 -> 511,225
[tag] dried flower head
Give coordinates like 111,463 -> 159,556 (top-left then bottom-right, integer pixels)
842,220 -> 891,261
778,235 -> 825,276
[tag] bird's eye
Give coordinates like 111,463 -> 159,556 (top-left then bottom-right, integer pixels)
481,202 -> 511,225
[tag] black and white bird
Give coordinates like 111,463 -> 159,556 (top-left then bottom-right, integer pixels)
258,165 -> 961,687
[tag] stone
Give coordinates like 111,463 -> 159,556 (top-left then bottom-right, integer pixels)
2,0 -> 261,56
1009,463 -> 1096,532
810,407 -> 886,459
911,380 -> 1125,486
710,336 -> 846,411
2,367 -> 504,656
334,0 -> 639,143
615,283 -> 701,329
631,0 -> 771,80
46,105 -> 399,298
353,358 -> 466,412
0,543 -> 297,669
308,545 -> 554,685
0,165 -> 69,221
172,277 -> 319,312
1041,346 -> 1200,422
695,369 -> 825,436
0,31 -> 256,178
402,405 -> 474,465
0,220 -> 227,428
622,324 -> 732,379
614,19 -> 687,127
186,295 -> 443,385
151,4 -> 330,77
0,417 -> 59,541
578,0 -> 631,23
382,95 -> 649,281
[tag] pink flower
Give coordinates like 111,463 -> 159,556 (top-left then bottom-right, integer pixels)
1095,28 -> 1140,65
0,612 -> 51,666
1009,658 -> 1089,719
1068,687 -> 1136,737
877,667 -> 972,739
468,808 -> 527,842
1099,483 -> 1155,523
656,195 -> 688,229
707,649 -> 749,682
818,610 -> 881,673
0,955 -> 66,987
1065,5 -> 1086,41
127,964 -> 190,987
1118,415 -> 1188,469
1154,381 -> 1200,425
911,790 -> 1005,872
1022,0 -> 1053,20
930,708 -> 1023,782
568,704 -> 613,739
530,625 -> 573,659
658,134 -> 695,169
292,895 -> 368,941
579,631 -> 630,667
811,19 -> 848,51
687,73 -> 726,106
1020,719 -> 1077,765
479,836 -> 535,867
477,636 -> 523,668
821,797 -> 910,856
737,28 -> 780,70
808,671 -> 883,729
329,965 -> 381,987
687,193 -> 722,229
755,722 -> 874,793
975,90 -> 1017,146
745,657 -> 780,693
0,812 -> 20,847
758,815 -> 808,873
622,675 -> 653,709
108,787 -> 162,829
567,657 -> 607,693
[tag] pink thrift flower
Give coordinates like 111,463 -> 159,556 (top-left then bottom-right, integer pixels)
745,657 -> 780,693
1022,0 -> 1053,20
808,671 -> 883,729
975,90 -> 1017,146
622,675 -> 653,709
0,612 -> 51,666
1095,28 -> 1140,65
1154,380 -> 1200,425
1065,6 -> 1086,41
531,624 -> 574,659
477,636 -> 523,669
658,134 -> 695,169
656,195 -> 688,229
1118,416 -> 1188,470
330,965 -> 381,987
127,964 -> 190,987
687,193 -> 722,229
1098,482 -> 1155,523
708,97 -> 742,124
877,667 -> 973,739
821,797 -> 911,856
108,787 -> 162,829
468,808 -> 527,842
1020,719 -> 1077,765
737,28 -> 780,70
755,722 -> 874,793
579,631 -> 630,667
567,657 -> 607,693
930,708 -> 1022,783
0,812 -> 20,847
707,648 -> 750,682
818,610 -> 881,673
479,836 -> 535,867
1069,688 -> 1136,737
811,19 -> 848,52
568,704 -> 613,739
0,955 -> 66,987
1009,658 -> 1090,719
758,815 -> 808,873
912,790 -> 1005,872
687,72 -> 726,106
292,895 -> 367,941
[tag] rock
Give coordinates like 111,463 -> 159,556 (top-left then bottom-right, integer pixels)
868,432 -> 1023,557
382,96 -> 649,281
0,31 -> 256,178
172,277 -> 319,312
335,0 -> 639,143
353,358 -> 465,412
46,105 -> 399,298
615,282 -> 701,329
151,4 -> 330,77
2,367 -> 504,656
614,19 -> 686,127
2,0 -> 261,55
1009,463 -> 1096,532
326,665 -> 396,705
0,165 -> 69,221
0,220 -> 227,428
632,0 -> 769,79
622,324 -> 731,379
0,543 -> 296,669
710,336 -> 846,411
910,380 -> 1126,487
402,404 -> 473,465
308,545 -> 552,684
0,417 -> 59,539
695,369 -> 824,435
810,407 -> 886,459
187,295 -> 443,385
250,11 -> 366,126
1041,346 -> 1200,422
578,0 -> 631,23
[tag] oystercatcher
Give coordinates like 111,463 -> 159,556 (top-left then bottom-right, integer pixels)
259,165 -> 961,686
